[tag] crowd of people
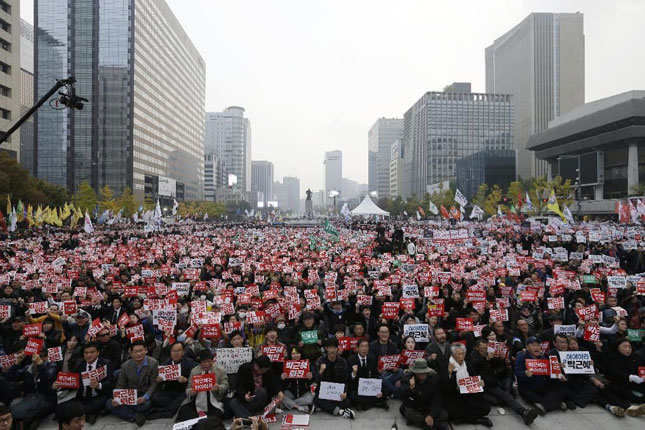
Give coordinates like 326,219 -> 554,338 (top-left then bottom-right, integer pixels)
0,217 -> 643,430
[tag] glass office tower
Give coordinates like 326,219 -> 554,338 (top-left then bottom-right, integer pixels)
35,0 -> 205,200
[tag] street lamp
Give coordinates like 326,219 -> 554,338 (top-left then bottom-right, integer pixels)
328,190 -> 340,215
558,155 -> 582,220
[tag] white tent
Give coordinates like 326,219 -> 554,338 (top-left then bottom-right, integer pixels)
350,194 -> 390,217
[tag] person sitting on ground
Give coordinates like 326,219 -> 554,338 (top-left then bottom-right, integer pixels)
230,355 -> 283,418
279,347 -> 315,413
57,401 -> 85,430
398,358 -> 448,430
313,337 -> 356,419
176,349 -> 228,421
347,338 -> 388,410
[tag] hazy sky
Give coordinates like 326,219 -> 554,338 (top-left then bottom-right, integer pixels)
21,0 -> 645,192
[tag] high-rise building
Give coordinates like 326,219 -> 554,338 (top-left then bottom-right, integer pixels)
251,160 -> 273,207
282,176 -> 300,213
402,82 -> 513,198
205,106 -> 252,193
456,149 -> 515,201
368,118 -> 403,197
19,19 -> 33,174
35,0 -> 205,201
0,0 -> 21,160
486,12 -> 584,179
323,150 -> 342,206
204,152 -> 225,201
389,140 -> 403,197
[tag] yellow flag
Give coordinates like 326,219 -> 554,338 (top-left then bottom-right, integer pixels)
546,190 -> 566,221
61,203 -> 71,220
35,206 -> 43,226
26,204 -> 34,227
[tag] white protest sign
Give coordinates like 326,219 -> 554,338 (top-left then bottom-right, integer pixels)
558,351 -> 595,374
607,276 -> 627,288
358,378 -> 382,397
554,324 -> 576,336
403,324 -> 429,343
215,347 -> 253,374
172,416 -> 206,430
402,284 -> 419,299
318,381 -> 344,401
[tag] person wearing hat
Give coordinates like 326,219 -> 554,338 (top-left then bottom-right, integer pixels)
1,316 -> 25,354
63,310 -> 91,345
514,336 -> 567,416
176,349 -> 228,422
297,311 -> 323,361
399,358 -> 448,430
313,337 -> 355,419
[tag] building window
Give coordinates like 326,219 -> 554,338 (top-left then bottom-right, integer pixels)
0,1 -> 9,14
0,37 -> 9,51
0,18 -> 9,33
0,61 -> 9,75
0,107 -> 10,120
0,84 -> 9,97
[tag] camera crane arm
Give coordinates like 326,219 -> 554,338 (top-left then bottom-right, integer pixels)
0,76 -> 81,146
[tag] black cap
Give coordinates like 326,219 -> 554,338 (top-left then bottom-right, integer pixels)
526,336 -> 540,345
196,349 -> 213,361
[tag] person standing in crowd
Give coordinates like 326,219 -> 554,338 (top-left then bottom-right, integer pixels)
105,340 -> 159,426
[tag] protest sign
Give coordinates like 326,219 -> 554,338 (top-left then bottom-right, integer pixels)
48,346 -> 63,363
627,329 -> 644,342
583,325 -> 600,342
215,347 -> 253,374
525,359 -> 550,376
458,376 -> 484,394
318,382 -> 344,401
455,318 -> 474,332
81,365 -> 107,386
381,302 -> 400,319
261,344 -> 286,362
159,364 -> 181,381
0,305 -> 9,319
358,378 -> 382,397
56,372 -> 80,389
23,323 -> 42,337
558,351 -> 595,374
547,297 -> 564,310
113,389 -> 138,405
24,338 -> 43,356
403,324 -> 429,343
0,354 -> 17,367
607,276 -> 626,288
300,330 -> 318,345
29,302 -> 48,315
192,373 -> 216,392
400,350 -> 425,366
284,360 -> 309,379
554,325 -> 576,336
377,354 -> 400,371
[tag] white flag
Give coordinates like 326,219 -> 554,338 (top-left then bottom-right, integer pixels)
203,212 -> 209,220
154,199 -> 162,220
416,211 -> 421,220
84,211 -> 94,234
525,192 -> 534,211
563,205 -> 575,224
470,205 -> 484,220
429,201 -> 439,215
172,199 -> 179,216
9,207 -> 17,232
497,205 -> 502,217
454,189 -> 468,207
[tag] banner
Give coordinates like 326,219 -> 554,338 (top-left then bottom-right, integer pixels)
192,373 -> 216,392
261,344 -> 286,362
113,389 -> 137,405
283,360 -> 310,379
377,354 -> 400,371
56,372 -> 80,389
358,378 -> 382,397
558,351 -> 595,374
215,347 -> 253,374
159,364 -> 181,381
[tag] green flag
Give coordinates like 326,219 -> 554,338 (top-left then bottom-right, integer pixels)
323,220 -> 339,239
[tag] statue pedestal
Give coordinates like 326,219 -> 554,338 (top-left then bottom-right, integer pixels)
305,200 -> 313,219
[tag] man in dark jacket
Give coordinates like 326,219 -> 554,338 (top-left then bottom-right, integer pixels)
369,323 -> 402,396
399,358 -> 448,430
469,339 -> 538,425
55,342 -> 115,424
148,341 -> 197,420
347,339 -> 387,410
96,327 -> 123,369
230,355 -> 282,418
514,337 -> 566,415
425,328 -> 451,372
313,338 -> 355,419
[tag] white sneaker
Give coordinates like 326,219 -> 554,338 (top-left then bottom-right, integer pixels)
275,408 -> 284,415
297,406 -> 308,413
341,408 -> 356,419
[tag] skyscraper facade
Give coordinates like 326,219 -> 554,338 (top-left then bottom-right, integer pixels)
35,0 -> 205,200
205,106 -> 252,193
368,117 -> 403,197
402,83 -> 513,198
323,150 -> 342,206
251,160 -> 274,207
19,19 -> 33,175
204,152 -> 225,201
486,12 -> 584,179
0,0 -> 21,160
282,176 -> 300,213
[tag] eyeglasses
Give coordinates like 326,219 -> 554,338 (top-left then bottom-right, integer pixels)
98,333 -> 110,337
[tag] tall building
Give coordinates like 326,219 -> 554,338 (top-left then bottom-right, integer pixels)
456,149 -> 515,201
19,19 -> 33,174
368,118 -> 403,197
0,0 -> 21,160
205,107 -> 252,193
204,152 -> 225,201
402,82 -> 513,198
486,12 -> 585,179
282,176 -> 300,213
35,0 -> 205,200
389,140 -> 403,197
251,160 -> 273,207
323,150 -> 342,206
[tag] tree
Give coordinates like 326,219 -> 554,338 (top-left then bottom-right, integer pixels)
471,184 -> 488,209
118,187 -> 138,217
143,196 -> 155,211
630,183 -> 645,196
99,185 -> 118,213
74,182 -> 97,214
483,185 -> 503,215
387,195 -> 405,217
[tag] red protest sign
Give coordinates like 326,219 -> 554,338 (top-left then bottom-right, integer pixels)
519,290 -> 537,303
200,324 -> 222,339
48,346 -> 63,363
458,376 -> 484,394
455,318 -> 474,332
378,354 -> 401,371
400,350 -> 425,366
583,324 -> 600,342
525,359 -> 550,375
261,344 -> 285,362
381,302 -> 400,319
356,295 -> 372,306
427,300 -> 444,317
24,338 -> 44,356
547,297 -> 564,310
0,353 -> 17,367
284,360 -> 310,379
338,337 -> 360,353
116,312 -> 130,329
125,324 -> 144,340
0,305 -> 10,319
63,301 -> 77,316
246,310 -> 265,325
589,288 -> 605,303
639,367 -> 645,378
113,389 -> 137,405
56,372 -> 80,389
549,356 -> 561,378
158,364 -> 181,381
192,373 -> 216,392
23,323 -> 42,338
